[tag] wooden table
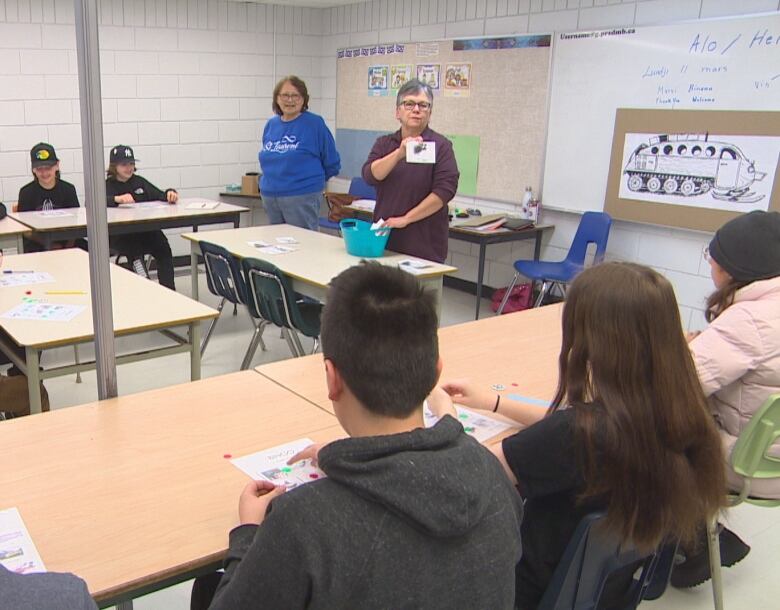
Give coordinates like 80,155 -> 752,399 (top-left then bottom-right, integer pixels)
346,205 -> 554,320
181,224 -> 457,312
0,216 -> 30,253
9,200 -> 248,250
0,249 -> 218,413
0,371 -> 343,608
255,303 -> 563,417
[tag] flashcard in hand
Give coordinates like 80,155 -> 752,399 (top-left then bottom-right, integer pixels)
231,438 -> 326,490
405,141 -> 436,163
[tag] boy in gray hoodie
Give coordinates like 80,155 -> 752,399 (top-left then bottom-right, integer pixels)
207,262 -> 523,610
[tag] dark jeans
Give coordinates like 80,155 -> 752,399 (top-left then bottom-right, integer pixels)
110,230 -> 175,291
23,237 -> 88,253
190,572 -> 222,610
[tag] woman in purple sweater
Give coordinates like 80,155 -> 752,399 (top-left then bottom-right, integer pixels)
362,79 -> 459,263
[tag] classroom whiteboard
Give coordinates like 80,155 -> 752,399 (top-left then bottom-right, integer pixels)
543,12 -> 780,217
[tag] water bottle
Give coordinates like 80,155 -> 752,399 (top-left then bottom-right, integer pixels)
521,187 -> 533,218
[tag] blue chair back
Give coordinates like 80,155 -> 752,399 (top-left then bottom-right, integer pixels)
565,212 -> 612,267
241,257 -> 321,338
200,241 -> 247,305
538,512 -> 666,610
348,177 -> 377,200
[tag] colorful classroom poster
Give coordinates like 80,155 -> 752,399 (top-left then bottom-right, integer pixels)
443,63 -> 472,97
368,65 -> 389,96
390,65 -> 413,91
416,64 -> 440,89
446,134 -> 480,196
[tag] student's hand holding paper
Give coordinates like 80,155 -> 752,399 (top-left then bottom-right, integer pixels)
287,443 -> 323,468
427,386 -> 457,418
238,480 -> 286,526
440,379 -> 495,412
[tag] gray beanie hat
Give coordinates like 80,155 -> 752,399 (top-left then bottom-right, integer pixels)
708,210 -> 780,282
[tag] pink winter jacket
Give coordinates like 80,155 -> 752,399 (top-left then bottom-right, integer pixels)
690,276 -> 780,497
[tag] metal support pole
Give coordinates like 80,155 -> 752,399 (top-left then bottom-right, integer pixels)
74,0 -> 118,400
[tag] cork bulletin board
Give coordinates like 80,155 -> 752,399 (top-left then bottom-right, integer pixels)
605,108 -> 780,232
335,35 -> 552,202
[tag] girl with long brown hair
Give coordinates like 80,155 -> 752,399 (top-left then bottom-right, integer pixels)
672,210 -> 780,587
430,262 -> 726,608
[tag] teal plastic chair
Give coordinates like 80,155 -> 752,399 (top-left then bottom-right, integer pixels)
707,393 -> 780,610
241,257 -> 323,364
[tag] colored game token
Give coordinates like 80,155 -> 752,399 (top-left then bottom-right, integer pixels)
223,454 -> 232,459
465,426 -> 475,433
458,413 -> 468,420
491,384 -> 505,391
281,467 -> 292,473
511,383 -> 519,387
309,473 -> 319,479
25,291 -> 31,295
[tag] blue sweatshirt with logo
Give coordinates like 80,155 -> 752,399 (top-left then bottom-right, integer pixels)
259,111 -> 341,197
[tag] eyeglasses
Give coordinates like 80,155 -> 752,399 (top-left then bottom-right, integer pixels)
399,100 -> 431,111
702,246 -> 711,262
278,93 -> 302,101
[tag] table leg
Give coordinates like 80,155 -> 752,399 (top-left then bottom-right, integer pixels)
475,243 -> 487,320
419,277 -> 444,322
25,347 -> 42,415
190,321 -> 202,381
533,231 -> 543,260
116,600 -> 133,610
190,243 -> 199,301
16,234 -> 23,254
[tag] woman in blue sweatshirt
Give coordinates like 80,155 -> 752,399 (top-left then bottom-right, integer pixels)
259,76 -> 341,230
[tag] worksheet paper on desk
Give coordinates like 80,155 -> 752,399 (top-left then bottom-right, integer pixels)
231,438 -> 326,490
0,507 -> 46,574
118,201 -> 169,209
423,404 -> 514,443
398,259 -> 434,276
0,272 -> 55,288
35,210 -> 73,217
181,199 -> 220,210
248,240 -> 298,254
2,301 -> 85,322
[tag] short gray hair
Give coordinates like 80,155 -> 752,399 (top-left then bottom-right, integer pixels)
396,79 -> 434,108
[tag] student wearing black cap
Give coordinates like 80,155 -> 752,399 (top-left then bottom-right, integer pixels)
672,210 -> 780,588
17,143 -> 81,252
105,145 -> 178,291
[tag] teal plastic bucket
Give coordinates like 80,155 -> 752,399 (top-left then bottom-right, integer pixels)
339,219 -> 391,258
